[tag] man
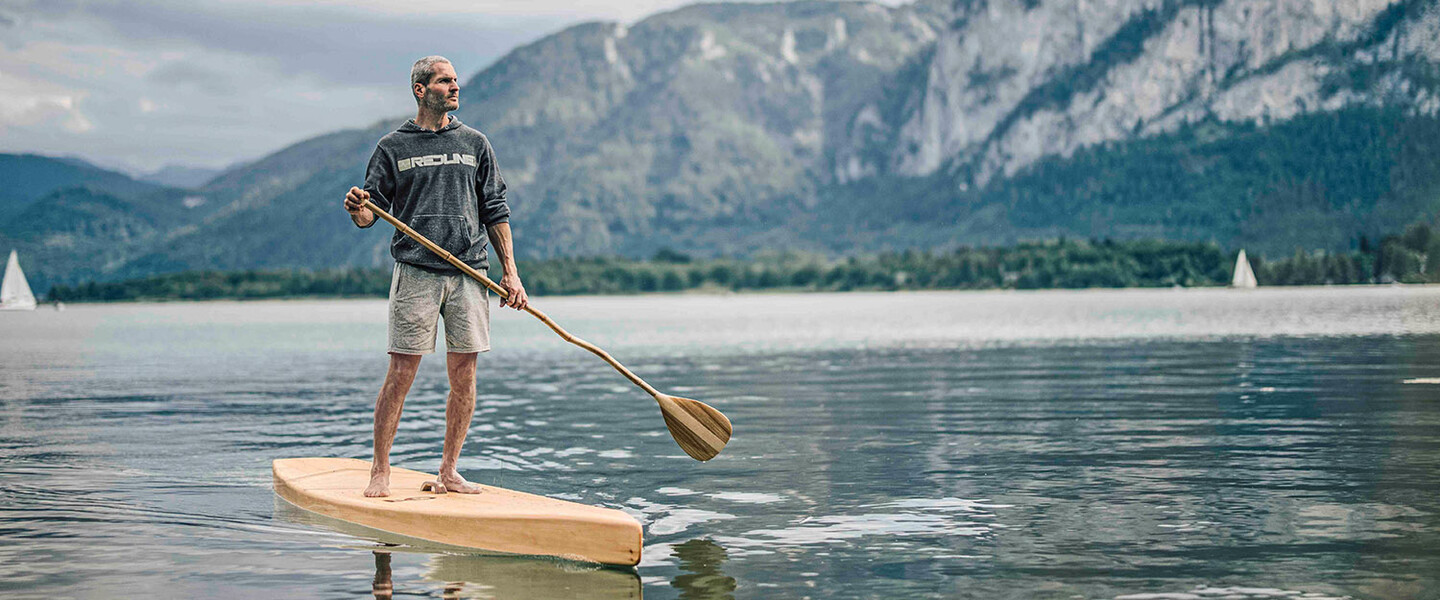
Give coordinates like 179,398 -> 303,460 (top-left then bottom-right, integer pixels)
343,55 -> 528,498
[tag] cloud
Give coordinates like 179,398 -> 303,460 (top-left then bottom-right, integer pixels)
145,60 -> 240,95
61,107 -> 92,133
0,65 -> 91,132
9,1 -> 575,86
0,1 -> 561,171
0,94 -> 84,129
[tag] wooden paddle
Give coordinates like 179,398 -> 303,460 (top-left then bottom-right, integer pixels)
360,199 -> 732,461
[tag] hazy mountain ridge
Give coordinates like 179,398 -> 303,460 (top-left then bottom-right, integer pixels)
5,0 -> 1440,291
139,164 -> 226,189
0,153 -> 166,224
119,125 -> 391,275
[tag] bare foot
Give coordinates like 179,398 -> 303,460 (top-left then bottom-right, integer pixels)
438,471 -> 483,494
364,470 -> 390,497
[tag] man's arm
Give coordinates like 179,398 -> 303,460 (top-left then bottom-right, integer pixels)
344,187 -> 376,227
347,145 -> 394,228
487,222 -> 528,310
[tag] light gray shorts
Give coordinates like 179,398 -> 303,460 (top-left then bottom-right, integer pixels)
388,261 -> 490,355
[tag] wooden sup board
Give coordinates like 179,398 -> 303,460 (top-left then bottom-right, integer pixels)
272,457 -> 642,566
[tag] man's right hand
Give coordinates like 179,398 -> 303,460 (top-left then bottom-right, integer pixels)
345,187 -> 375,226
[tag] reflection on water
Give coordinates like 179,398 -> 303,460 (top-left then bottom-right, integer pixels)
425,553 -> 640,600
363,550 -> 644,600
372,552 -> 392,599
670,539 -> 735,600
274,497 -> 644,599
2,288 -> 1440,599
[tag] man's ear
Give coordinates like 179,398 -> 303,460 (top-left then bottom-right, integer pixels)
414,82 -> 425,101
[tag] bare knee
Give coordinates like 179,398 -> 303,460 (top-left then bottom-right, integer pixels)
446,352 -> 478,393
388,353 -> 422,371
385,353 -> 422,384
446,352 -> 477,371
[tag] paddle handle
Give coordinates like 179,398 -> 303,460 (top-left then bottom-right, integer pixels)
360,199 -> 662,398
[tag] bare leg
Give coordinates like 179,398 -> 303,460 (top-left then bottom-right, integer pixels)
366,353 -> 422,497
438,351 -> 483,494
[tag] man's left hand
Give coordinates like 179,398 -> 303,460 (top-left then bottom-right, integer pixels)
499,273 -> 528,310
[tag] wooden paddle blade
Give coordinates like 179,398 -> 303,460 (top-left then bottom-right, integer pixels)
655,395 -> 732,461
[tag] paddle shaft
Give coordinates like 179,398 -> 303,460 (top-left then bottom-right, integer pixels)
360,199 -> 662,398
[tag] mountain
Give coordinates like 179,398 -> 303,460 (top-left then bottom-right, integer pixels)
6,188 -> 172,290
826,0 -> 1440,250
866,0 -> 1434,185
0,154 -> 166,223
0,154 -> 225,291
7,0 -> 1440,292
455,0 -> 955,257
140,164 -> 226,189
120,125 -> 391,275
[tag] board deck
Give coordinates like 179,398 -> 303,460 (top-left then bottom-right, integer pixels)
272,457 -> 643,566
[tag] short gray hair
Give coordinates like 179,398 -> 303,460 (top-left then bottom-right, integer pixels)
410,55 -> 452,95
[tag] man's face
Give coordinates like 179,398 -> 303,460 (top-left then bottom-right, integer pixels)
417,62 -> 459,112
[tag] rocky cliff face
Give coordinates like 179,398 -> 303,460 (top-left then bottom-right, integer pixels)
841,0 -> 1439,187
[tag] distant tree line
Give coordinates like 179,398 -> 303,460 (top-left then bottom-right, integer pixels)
1260,222 -> 1440,285
45,227 -> 1440,303
47,269 -> 389,303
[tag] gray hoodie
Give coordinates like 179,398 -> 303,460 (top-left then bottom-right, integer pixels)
361,117 -> 510,272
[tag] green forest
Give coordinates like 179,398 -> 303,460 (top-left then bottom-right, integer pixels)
45,223 -> 1440,303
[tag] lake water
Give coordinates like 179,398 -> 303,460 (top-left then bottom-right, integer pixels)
2,286 -> 1439,599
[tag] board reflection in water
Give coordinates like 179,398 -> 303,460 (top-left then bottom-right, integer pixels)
424,552 -> 639,599
275,497 -> 641,599
670,538 -> 736,600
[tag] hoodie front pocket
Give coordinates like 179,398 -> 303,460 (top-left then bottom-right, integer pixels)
405,214 -> 475,258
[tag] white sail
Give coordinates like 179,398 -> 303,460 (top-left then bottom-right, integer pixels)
1231,249 -> 1258,289
1,250 -> 38,311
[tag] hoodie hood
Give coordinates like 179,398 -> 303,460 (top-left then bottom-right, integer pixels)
397,116 -> 465,134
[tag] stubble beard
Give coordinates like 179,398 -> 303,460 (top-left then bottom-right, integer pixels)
423,92 -> 455,115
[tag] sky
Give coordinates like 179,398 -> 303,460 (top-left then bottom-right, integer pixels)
0,0 -> 903,176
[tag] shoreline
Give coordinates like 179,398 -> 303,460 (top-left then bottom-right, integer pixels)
28,281 -> 1433,306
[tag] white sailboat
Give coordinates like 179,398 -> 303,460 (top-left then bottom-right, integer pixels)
1231,249 -> 1258,289
1,250 -> 38,311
